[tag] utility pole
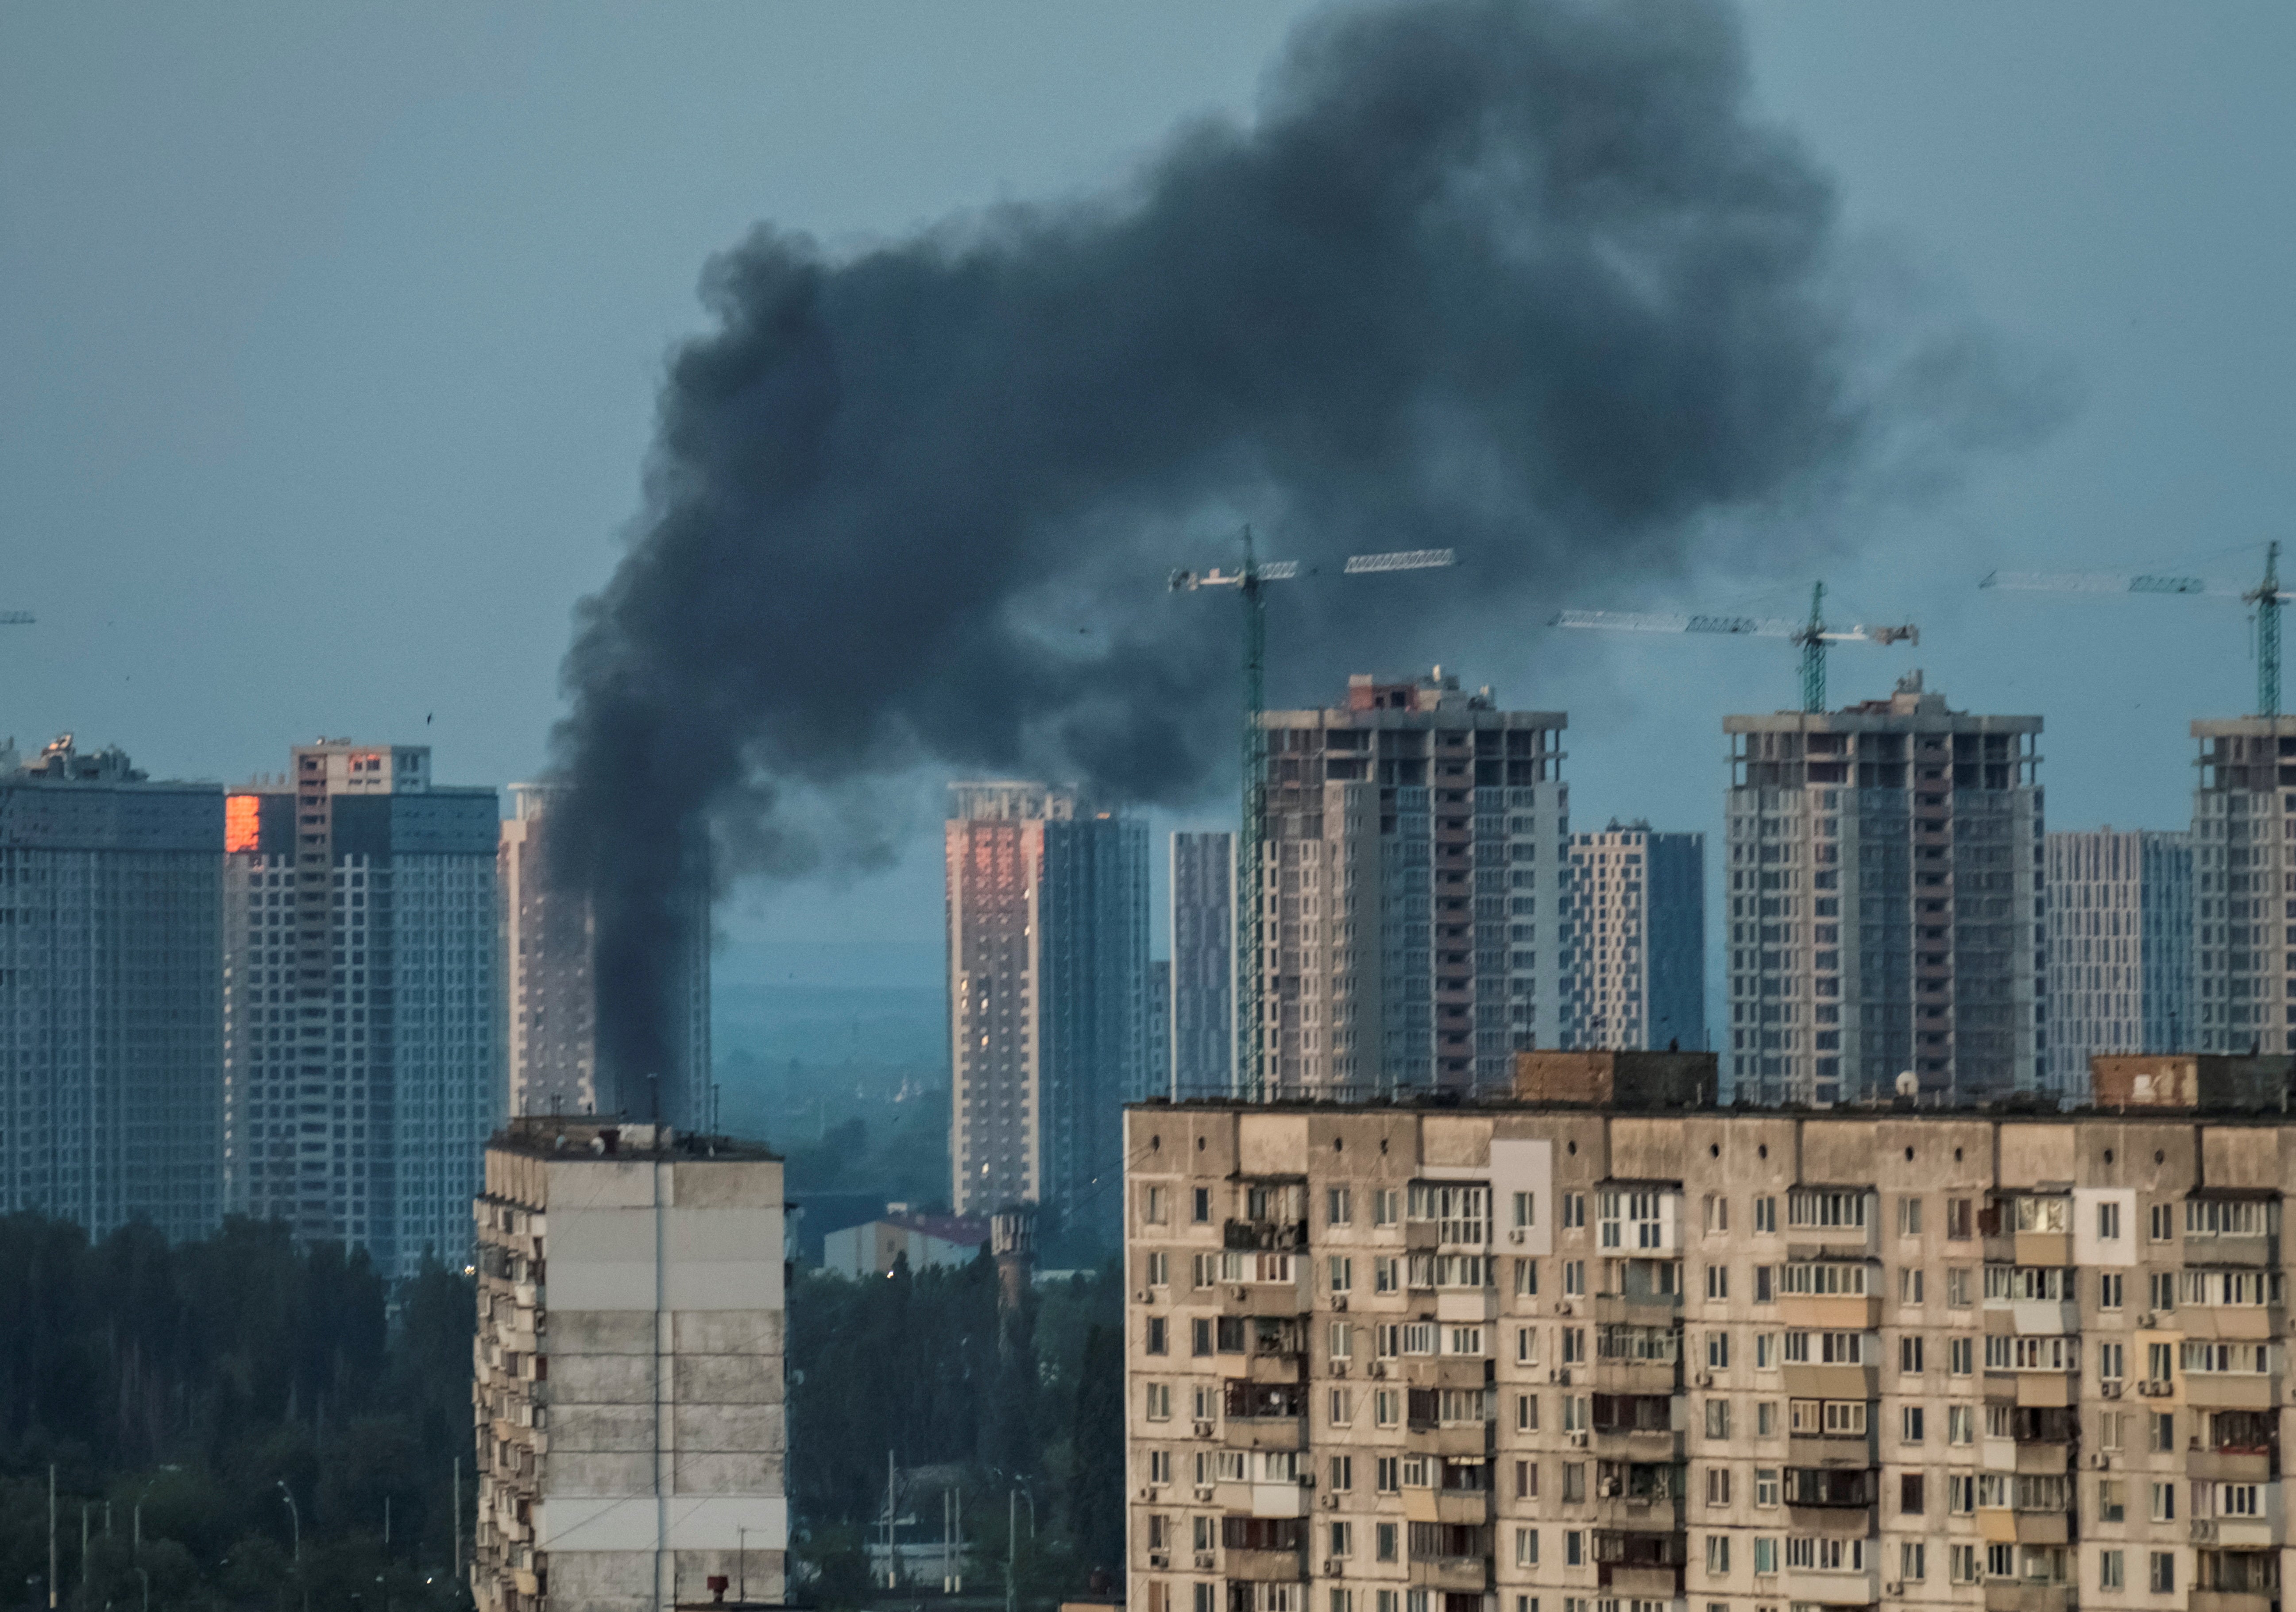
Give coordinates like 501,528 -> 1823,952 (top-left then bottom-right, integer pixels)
1005,1491 -> 1017,1612
882,1451 -> 897,1591
46,1465 -> 55,1612
452,1460 -> 461,1589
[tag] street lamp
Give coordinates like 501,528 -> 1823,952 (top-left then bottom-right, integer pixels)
275,1483 -> 299,1563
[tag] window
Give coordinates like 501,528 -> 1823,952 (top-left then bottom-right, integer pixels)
2187,1198 -> 2274,1237
1373,1189 -> 1399,1227
1144,1186 -> 1168,1224
1147,1318 -> 1168,1355
2096,1341 -> 2124,1381
1946,1266 -> 1972,1308
1704,1194 -> 1728,1233
2013,1196 -> 2069,1233
2148,1342 -> 2175,1383
1514,1460 -> 1537,1499
1755,1401 -> 1776,1438
1754,1333 -> 1775,1370
1191,1318 -> 1212,1357
1705,1399 -> 1730,1439
1562,1193 -> 1585,1229
1376,1457 -> 1399,1493
1901,1406 -> 1925,1444
1707,1332 -> 1730,1370
1409,1183 -> 1491,1245
1754,1469 -> 1778,1508
1898,1197 -> 1924,1236
2149,1412 -> 2174,1453
1562,1465 -> 1585,1503
1705,1468 -> 1732,1506
1375,1258 -> 1399,1294
2149,1553 -> 2175,1595
1514,1258 -> 1539,1297
1948,1337 -> 1972,1376
1950,1545 -> 1978,1584
1330,1456 -> 1353,1492
1753,1195 -> 1776,1234
1899,1267 -> 1924,1305
1376,1524 -> 1398,1563
1752,1537 -> 1777,1576
1193,1187 -> 1211,1224
1946,1198 -> 1973,1240
1146,1383 -> 1171,1420
1329,1388 -> 1353,1426
2148,1202 -> 2172,1241
1900,1474 -> 1925,1515
1705,1536 -> 1730,1576
2098,1550 -> 2123,1592
1516,1328 -> 1540,1366
1753,1264 -> 1774,1303
2149,1482 -> 2175,1523
1149,1450 -> 1172,1484
1512,1191 -> 1536,1229
1515,1529 -> 1539,1569
1947,1406 -> 1973,1446
1328,1187 -> 1353,1225
1599,1189 -> 1668,1250
1705,1264 -> 1729,1301
2148,1271 -> 2175,1311
2097,1201 -> 2121,1241
1148,1251 -> 1170,1286
1376,1391 -> 1399,1428
1900,1542 -> 1926,1582
2095,1480 -> 2123,1523
2099,1412 -> 2123,1451
1563,1260 -> 1585,1297
2099,1271 -> 2124,1310
1330,1256 -> 1354,1293
1950,1475 -> 1975,1514
1564,1532 -> 1583,1568
1787,1190 -> 1867,1229
1330,1522 -> 1353,1559
1900,1336 -> 1924,1374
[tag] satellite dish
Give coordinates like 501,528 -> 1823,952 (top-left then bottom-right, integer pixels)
1894,1070 -> 1920,1100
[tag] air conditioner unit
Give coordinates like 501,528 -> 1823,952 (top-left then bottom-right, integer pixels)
1555,1301 -> 1573,1316
1885,1583 -> 1903,1597
1597,1479 -> 1619,1498
1509,1229 -> 1526,1245
2100,1381 -> 2122,1399
1695,1372 -> 1713,1389
1333,1362 -> 1348,1378
1368,1363 -> 1388,1379
1138,1486 -> 1159,1500
1333,1296 -> 1349,1312
1325,1561 -> 1346,1578
2193,1521 -> 2218,1543
2087,1452 -> 2109,1470
1149,1553 -> 1170,1570
1233,1286 -> 1249,1300
1321,1495 -> 1340,1511
1137,1291 -> 1154,1304
1299,1474 -> 1316,1489
2137,1312 -> 2157,1329
1556,1368 -> 1572,1386
1194,1419 -> 1216,1438
1195,1553 -> 1218,1571
1569,1431 -> 1589,1448
1194,1487 -> 1216,1502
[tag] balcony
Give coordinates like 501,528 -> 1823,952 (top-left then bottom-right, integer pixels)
2185,1372 -> 2281,1412
1591,1291 -> 1680,1326
1225,1218 -> 1308,1253
1592,1529 -> 1685,1598
1401,1489 -> 1491,1525
1786,1432 -> 1874,1469
1983,1586 -> 2076,1612
1405,1557 -> 1488,1594
1782,1565 -> 1875,1606
1222,1549 -> 1303,1584
1782,1466 -> 1877,1514
1975,1508 -> 2069,1546
2189,1447 -> 2277,1484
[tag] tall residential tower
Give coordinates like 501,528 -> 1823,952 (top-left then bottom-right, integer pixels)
1257,669 -> 1567,1094
1560,820 -> 1706,1051
0,736 -> 222,1240
223,740 -> 499,1275
1170,831 -> 1235,1098
2042,827 -> 2193,1101
2189,719 -> 2296,1054
1724,673 -> 2043,1106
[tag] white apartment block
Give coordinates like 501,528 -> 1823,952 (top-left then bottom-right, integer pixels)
223,740 -> 499,1276
1725,673 -> 2043,1108
472,1118 -> 785,1612
1124,1052 -> 2296,1612
0,735 -> 223,1240
2189,720 -> 2296,1055
2043,830 -> 2193,1103
1560,824 -> 1705,1053
1258,671 -> 1566,1096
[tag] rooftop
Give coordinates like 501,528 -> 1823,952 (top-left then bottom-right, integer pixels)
488,1115 -> 780,1162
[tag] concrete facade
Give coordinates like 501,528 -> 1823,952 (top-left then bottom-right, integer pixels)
1561,823 -> 1706,1053
819,1210 -> 989,1279
2044,829 -> 2194,1103
0,735 -> 223,1239
1257,670 -> 1567,1097
473,1119 -> 786,1612
1123,1066 -> 2296,1612
2189,719 -> 2296,1055
1725,673 -> 2044,1107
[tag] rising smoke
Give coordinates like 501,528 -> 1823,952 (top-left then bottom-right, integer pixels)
553,0 -> 2052,1089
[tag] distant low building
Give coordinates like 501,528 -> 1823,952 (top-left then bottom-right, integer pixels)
821,1207 -> 989,1278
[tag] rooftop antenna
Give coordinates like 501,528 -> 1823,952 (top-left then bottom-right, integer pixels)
1171,533 -> 1455,1099
1553,580 -> 1917,713
1983,540 -> 2288,716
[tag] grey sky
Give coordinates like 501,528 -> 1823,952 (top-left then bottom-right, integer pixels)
4,3 -> 2292,981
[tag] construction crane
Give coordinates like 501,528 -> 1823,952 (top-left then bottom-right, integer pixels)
1981,541 -> 2289,716
1553,581 -> 1917,713
0,613 -> 30,628
1170,532 -> 1455,1101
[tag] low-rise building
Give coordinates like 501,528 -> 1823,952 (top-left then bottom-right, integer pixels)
821,1209 -> 990,1278
1123,1051 -> 2296,1612
472,1118 -> 786,1612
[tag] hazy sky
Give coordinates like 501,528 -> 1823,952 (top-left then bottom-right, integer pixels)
4,3 -> 2292,983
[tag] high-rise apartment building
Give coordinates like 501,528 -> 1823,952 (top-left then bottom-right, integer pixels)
498,784 -> 712,1125
2189,719 -> 2296,1055
223,740 -> 499,1276
472,1118 -> 785,1612
1560,821 -> 1706,1052
1257,670 -> 1566,1095
945,782 -> 1149,1237
0,735 -> 222,1240
2043,828 -> 2194,1101
1148,959 -> 1173,1101
1123,1052 -> 2296,1612
1171,831 -> 1236,1099
1724,673 -> 2043,1107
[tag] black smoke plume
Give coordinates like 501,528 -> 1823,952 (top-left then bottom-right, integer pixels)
553,0 -> 2049,1089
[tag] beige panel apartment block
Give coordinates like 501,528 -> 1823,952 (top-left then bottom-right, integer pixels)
473,1119 -> 786,1612
1124,1062 -> 2296,1612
